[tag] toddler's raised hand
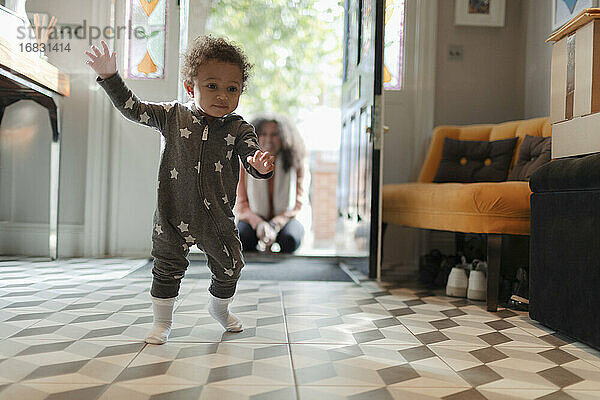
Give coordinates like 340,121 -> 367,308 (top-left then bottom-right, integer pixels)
247,150 -> 275,175
85,40 -> 117,80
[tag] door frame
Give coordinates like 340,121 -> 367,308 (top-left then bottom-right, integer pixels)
411,0 -> 437,173
83,0 -> 115,256
377,0 -> 438,278
369,0 -> 385,279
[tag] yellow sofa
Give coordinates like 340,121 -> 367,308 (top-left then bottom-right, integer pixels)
383,117 -> 552,311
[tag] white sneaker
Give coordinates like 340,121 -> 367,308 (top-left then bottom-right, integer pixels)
446,267 -> 468,297
467,270 -> 487,301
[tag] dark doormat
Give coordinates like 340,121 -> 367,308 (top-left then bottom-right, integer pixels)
127,255 -> 353,282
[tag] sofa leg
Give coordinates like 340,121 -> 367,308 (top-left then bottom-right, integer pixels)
381,223 -> 388,260
486,234 -> 502,312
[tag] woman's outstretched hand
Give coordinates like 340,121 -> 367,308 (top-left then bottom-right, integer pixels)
85,40 -> 117,80
247,150 -> 275,175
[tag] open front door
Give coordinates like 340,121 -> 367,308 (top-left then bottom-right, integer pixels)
336,0 -> 384,279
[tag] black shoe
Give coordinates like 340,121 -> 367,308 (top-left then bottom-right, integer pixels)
508,267 -> 529,311
499,278 -> 512,304
419,249 -> 443,285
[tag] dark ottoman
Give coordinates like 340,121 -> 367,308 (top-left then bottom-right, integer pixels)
529,153 -> 600,350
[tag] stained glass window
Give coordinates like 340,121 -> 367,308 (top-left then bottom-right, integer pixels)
125,0 -> 167,79
383,0 -> 405,90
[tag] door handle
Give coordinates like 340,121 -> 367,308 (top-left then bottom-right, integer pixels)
365,126 -> 389,134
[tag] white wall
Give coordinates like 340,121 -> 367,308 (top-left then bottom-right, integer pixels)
522,0 -> 553,119
434,0 -> 526,126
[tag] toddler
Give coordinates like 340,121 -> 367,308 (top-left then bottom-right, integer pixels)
85,36 -> 275,344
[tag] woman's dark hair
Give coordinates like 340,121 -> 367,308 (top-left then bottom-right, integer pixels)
251,113 -> 306,172
181,35 -> 253,92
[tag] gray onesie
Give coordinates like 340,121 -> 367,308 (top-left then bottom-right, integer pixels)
97,73 -> 272,299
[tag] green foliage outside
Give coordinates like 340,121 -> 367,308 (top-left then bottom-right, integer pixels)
206,0 -> 343,119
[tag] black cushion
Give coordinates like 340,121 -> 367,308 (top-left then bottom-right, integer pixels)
433,137 -> 518,183
508,135 -> 551,181
530,152 -> 600,193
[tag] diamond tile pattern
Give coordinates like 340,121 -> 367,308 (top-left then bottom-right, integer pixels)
0,257 -> 599,399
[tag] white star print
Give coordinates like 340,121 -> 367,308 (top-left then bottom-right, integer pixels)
192,115 -> 201,124
195,161 -> 201,173
182,243 -> 188,251
203,199 -> 211,209
222,195 -> 228,203
170,168 -> 178,179
177,221 -> 189,232
245,138 -> 255,146
154,224 -> 163,235
224,134 -> 236,146
140,112 -> 150,124
124,96 -> 134,109
214,161 -> 223,172
184,235 -> 196,243
180,128 -> 192,138
157,180 -> 160,188
224,269 -> 234,277
162,102 -> 174,112
223,245 -> 229,256
226,150 -> 233,160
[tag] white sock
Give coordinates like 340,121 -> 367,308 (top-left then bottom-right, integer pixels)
145,295 -> 176,344
207,293 -> 243,332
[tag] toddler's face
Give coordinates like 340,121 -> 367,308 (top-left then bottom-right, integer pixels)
188,60 -> 243,118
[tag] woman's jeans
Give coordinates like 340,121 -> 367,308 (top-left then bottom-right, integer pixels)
238,219 -> 304,253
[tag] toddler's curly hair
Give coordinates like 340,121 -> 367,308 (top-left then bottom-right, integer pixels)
181,35 -> 253,92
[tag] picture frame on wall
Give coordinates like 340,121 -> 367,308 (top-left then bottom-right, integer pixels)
455,0 -> 506,27
552,0 -> 599,32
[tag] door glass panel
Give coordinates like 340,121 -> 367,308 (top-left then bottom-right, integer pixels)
360,0 -> 373,63
125,0 -> 167,79
338,121 -> 350,215
347,0 -> 359,74
348,115 -> 359,218
384,0 -> 405,89
358,106 -> 372,219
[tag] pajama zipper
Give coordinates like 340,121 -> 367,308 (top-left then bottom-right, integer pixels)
198,123 -> 235,267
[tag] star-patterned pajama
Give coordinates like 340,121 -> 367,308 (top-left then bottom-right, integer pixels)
97,73 -> 272,299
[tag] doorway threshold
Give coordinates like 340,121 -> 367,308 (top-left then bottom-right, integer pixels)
186,250 -> 366,283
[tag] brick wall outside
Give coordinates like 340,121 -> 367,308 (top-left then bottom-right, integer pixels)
309,151 -> 338,246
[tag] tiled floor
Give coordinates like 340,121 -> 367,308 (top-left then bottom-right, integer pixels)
1,258 -> 600,399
